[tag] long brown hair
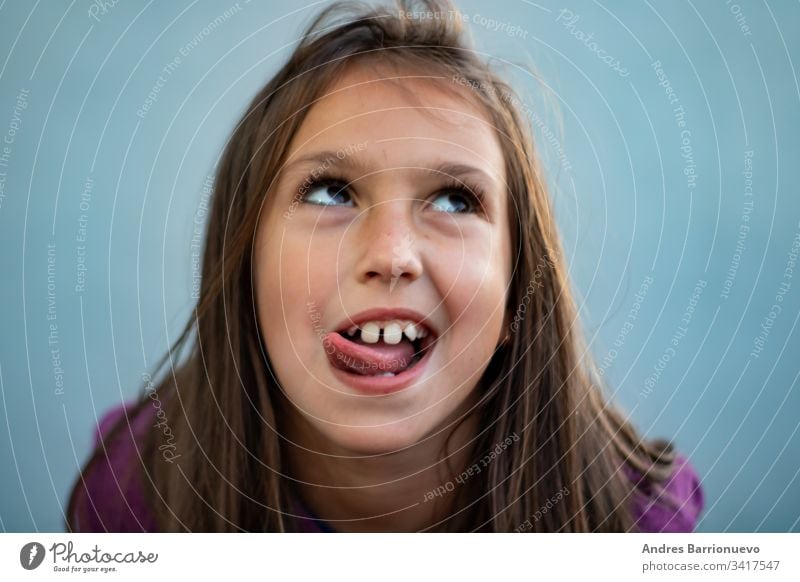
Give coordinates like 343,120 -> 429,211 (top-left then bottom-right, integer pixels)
67,0 -> 676,532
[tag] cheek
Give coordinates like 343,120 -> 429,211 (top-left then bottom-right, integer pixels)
258,223 -> 341,314
433,236 -> 508,363
255,222 -> 344,381
437,233 -> 507,318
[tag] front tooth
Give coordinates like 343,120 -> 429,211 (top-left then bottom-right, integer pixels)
383,322 -> 403,344
403,323 -> 418,342
360,322 -> 380,343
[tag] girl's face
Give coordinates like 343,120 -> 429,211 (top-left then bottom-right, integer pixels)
254,65 -> 511,455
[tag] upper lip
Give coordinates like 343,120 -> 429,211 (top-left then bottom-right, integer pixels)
333,307 -> 438,337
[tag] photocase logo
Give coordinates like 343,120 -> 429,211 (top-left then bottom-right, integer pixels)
19,542 -> 45,570
390,233 -> 415,292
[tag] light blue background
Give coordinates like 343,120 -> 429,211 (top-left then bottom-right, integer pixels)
0,0 -> 798,532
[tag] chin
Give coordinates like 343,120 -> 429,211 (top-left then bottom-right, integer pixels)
317,417 -> 433,456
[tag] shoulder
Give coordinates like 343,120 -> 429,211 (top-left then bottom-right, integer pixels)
627,453 -> 705,532
70,401 -> 159,532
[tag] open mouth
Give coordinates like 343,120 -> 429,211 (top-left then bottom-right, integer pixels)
321,310 -> 440,394
327,320 -> 437,378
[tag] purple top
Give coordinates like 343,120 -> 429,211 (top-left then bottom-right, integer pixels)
71,402 -> 704,532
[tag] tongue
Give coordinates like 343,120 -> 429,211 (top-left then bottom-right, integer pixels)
324,332 -> 417,375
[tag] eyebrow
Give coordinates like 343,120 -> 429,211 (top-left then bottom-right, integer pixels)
282,150 -> 500,190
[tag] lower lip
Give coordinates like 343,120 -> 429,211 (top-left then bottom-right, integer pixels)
328,341 -> 435,395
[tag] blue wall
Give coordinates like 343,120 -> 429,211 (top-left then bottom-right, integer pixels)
0,0 -> 798,532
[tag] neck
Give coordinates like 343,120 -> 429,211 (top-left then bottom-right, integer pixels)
281,399 -> 479,532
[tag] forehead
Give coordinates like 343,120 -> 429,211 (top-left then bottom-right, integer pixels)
286,62 -> 506,182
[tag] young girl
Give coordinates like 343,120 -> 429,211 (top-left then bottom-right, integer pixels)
68,0 -> 703,533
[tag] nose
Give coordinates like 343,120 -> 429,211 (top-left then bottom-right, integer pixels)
354,200 -> 423,289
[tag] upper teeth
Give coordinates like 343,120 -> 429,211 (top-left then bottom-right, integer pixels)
345,320 -> 429,344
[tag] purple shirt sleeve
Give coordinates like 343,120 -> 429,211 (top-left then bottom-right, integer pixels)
71,402 -> 158,532
74,402 -> 703,532
628,454 -> 705,532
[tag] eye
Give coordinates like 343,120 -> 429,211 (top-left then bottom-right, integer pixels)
297,174 -> 486,214
429,182 -> 484,214
301,179 -> 354,207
